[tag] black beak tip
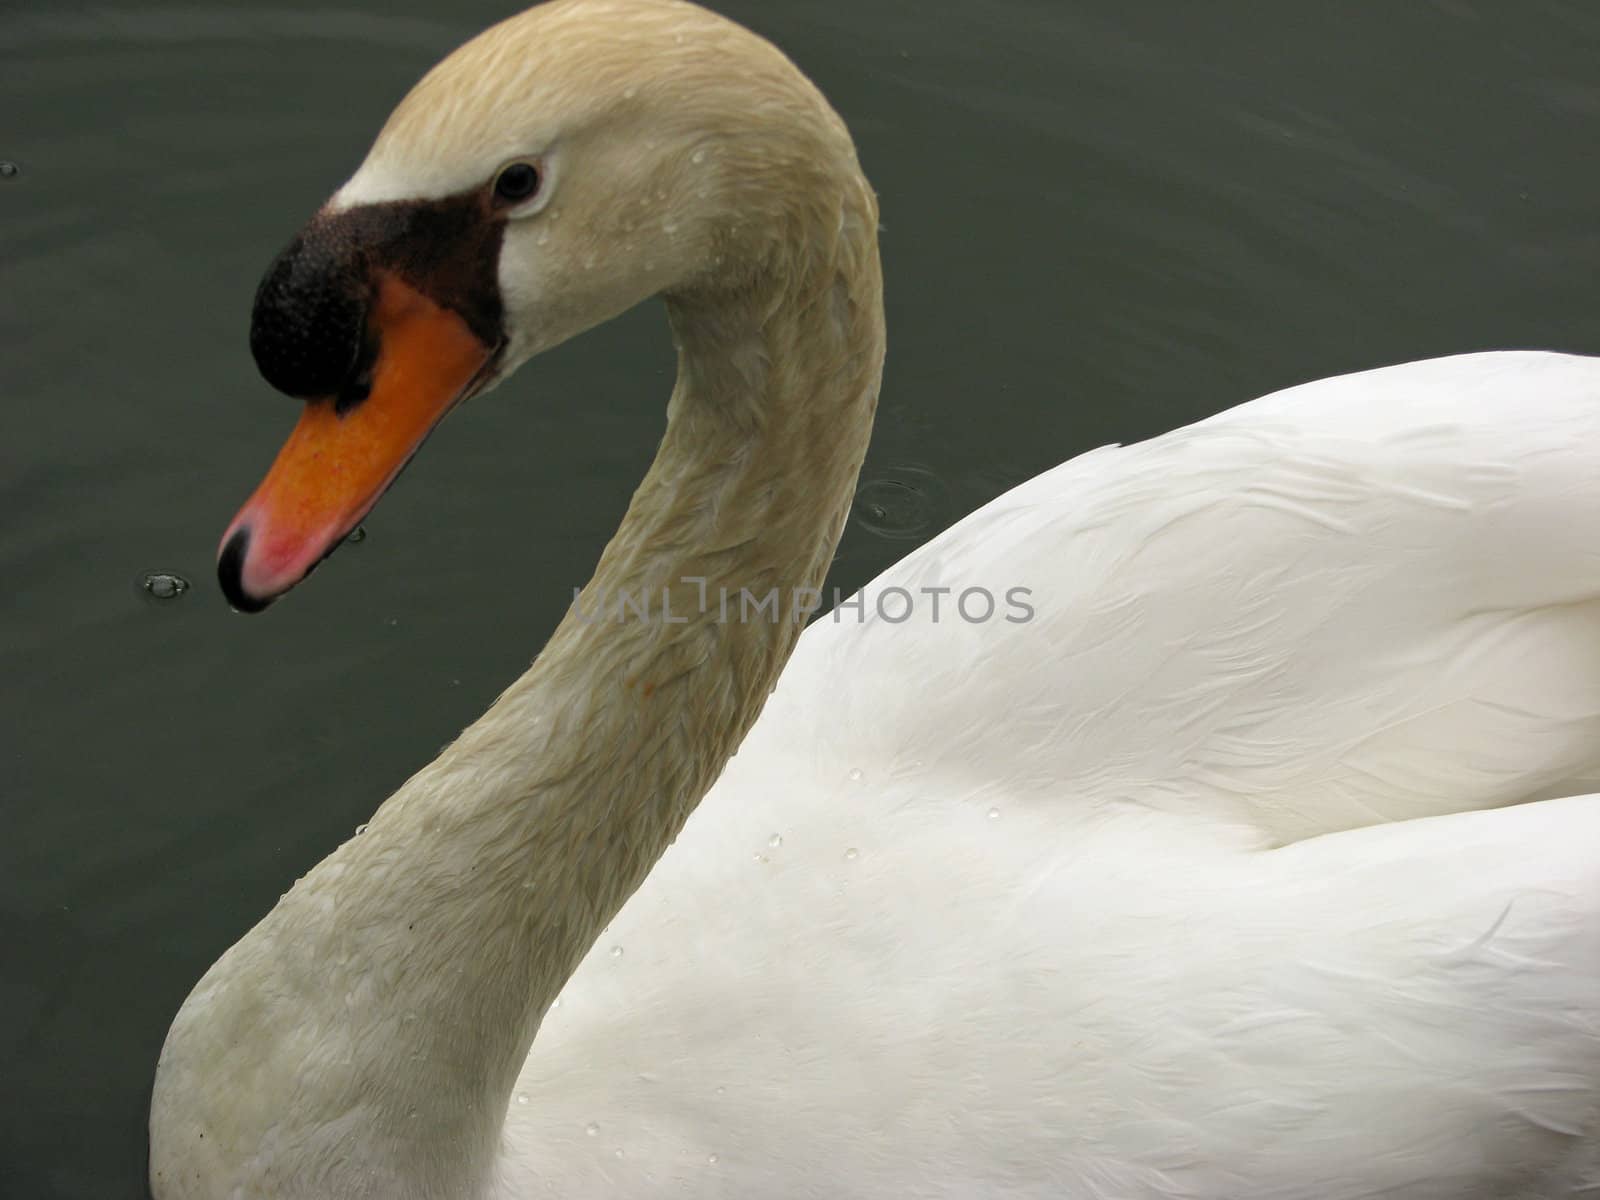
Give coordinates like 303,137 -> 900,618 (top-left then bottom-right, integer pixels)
217,527 -> 273,615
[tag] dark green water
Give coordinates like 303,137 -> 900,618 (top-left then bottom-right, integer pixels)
3,1 -> 1597,1194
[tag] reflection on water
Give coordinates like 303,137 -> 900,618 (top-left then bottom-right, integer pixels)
4,0 -> 1598,1194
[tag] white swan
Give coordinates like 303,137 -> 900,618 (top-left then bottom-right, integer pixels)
150,1 -> 1600,1196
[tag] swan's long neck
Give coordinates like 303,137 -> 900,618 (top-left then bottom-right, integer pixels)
377,226 -> 880,1181
152,184 -> 883,1198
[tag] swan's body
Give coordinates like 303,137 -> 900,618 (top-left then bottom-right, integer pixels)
151,1 -> 1600,1196
509,350 -> 1600,1199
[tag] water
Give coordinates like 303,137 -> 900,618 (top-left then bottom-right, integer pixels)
3,0 -> 1598,1194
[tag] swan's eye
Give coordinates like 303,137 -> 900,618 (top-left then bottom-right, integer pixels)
493,163 -> 541,204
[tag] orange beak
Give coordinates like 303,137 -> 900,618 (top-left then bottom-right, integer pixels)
217,271 -> 497,611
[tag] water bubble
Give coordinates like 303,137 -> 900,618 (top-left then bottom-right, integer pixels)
691,149 -> 706,165
346,525 -> 367,544
843,847 -> 859,861
767,833 -> 783,848
141,571 -> 190,600
753,853 -> 769,864
586,1122 -> 600,1137
354,823 -> 369,836
707,1153 -> 719,1165
847,768 -> 864,783
610,945 -> 623,958
614,1148 -> 625,1159
714,1086 -> 725,1095
0,161 -> 17,179
516,1093 -> 529,1105
552,997 -> 562,1009
536,230 -> 551,247
623,87 -> 638,100
987,807 -> 1001,820
853,467 -> 951,540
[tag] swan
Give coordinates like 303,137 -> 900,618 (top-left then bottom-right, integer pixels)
149,0 -> 1600,1195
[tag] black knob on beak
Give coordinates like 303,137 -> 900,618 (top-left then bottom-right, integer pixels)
249,223 -> 373,402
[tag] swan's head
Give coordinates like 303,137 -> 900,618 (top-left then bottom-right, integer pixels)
217,0 -> 864,612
